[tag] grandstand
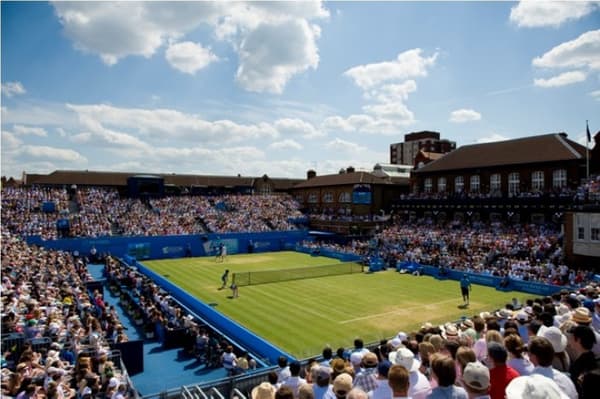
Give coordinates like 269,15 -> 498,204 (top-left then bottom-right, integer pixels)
1,175 -> 599,399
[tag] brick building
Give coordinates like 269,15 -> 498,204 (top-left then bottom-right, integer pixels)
389,131 -> 455,165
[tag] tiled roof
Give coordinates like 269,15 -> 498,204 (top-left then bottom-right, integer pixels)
24,170 -> 303,189
292,171 -> 395,189
414,133 -> 586,173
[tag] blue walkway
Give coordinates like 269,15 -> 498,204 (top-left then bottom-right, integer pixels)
87,265 -> 228,396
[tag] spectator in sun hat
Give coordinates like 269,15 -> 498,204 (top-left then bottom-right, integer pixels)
353,352 -> 378,392
536,325 -> 570,373
570,307 -> 600,356
252,382 -> 277,399
367,360 -> 391,399
331,373 -> 353,399
349,352 -> 364,373
514,311 -> 530,344
527,336 -> 577,399
389,348 -> 431,399
461,361 -> 490,399
505,374 -> 568,399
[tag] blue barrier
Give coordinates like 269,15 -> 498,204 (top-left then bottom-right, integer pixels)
396,263 -> 567,296
133,260 -> 294,365
26,231 -> 310,260
295,246 -> 362,263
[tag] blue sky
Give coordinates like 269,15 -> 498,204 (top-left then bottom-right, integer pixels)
2,1 -> 599,179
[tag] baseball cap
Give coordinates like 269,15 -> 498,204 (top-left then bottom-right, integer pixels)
462,362 -> 490,391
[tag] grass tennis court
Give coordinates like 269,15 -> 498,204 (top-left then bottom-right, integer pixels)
143,251 -> 522,359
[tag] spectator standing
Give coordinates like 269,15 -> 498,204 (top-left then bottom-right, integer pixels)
486,343 -> 519,399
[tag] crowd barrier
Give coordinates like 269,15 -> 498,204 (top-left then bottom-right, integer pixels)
131,260 -> 294,365
26,231 -> 310,260
396,261 -> 567,296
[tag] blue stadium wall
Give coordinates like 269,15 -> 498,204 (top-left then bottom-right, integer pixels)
26,230 -> 309,260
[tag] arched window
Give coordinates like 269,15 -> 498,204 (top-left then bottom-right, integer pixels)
508,172 -> 520,195
531,171 -> 544,191
424,178 -> 432,193
437,177 -> 447,193
553,169 -> 567,188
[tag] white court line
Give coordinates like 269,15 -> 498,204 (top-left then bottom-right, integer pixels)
339,298 -> 460,324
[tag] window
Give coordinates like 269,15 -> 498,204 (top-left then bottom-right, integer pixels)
578,227 -> 585,240
294,194 -> 304,203
438,177 -> 447,193
424,178 -> 432,193
470,175 -> 480,193
591,228 -> 599,241
308,193 -> 318,203
455,176 -> 464,193
323,192 -> 334,203
490,174 -> 501,193
339,192 -> 351,203
508,172 -> 520,195
553,169 -> 567,188
531,171 -> 544,192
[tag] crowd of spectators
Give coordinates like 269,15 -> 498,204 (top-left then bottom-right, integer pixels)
305,219 -> 597,288
1,187 -> 304,240
252,287 -> 600,399
0,230 -> 132,399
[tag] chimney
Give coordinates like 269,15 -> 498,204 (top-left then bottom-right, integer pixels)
307,170 -> 317,179
346,166 -> 355,173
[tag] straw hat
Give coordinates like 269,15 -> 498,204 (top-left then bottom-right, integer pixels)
571,307 -> 592,324
251,383 -> 276,399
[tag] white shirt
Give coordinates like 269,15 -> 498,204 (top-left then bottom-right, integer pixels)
281,376 -> 307,398
408,370 -> 432,399
531,366 -> 577,399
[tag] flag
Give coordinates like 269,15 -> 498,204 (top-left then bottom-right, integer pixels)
587,121 -> 591,143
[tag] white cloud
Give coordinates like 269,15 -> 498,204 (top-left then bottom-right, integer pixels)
52,1 -> 329,93
362,102 -> 415,124
165,41 -> 218,74
235,19 -> 320,93
18,145 -> 87,163
344,49 -> 438,90
325,138 -> 367,153
475,133 -> 510,144
590,89 -> 600,100
56,128 -> 67,138
274,118 -> 324,138
510,1 -> 598,28
1,81 -> 26,97
534,70 -> 587,88
321,116 -> 356,132
365,81 -> 417,102
268,139 -> 303,150
66,103 -> 280,144
449,109 -> 482,123
533,30 -> 600,71
1,130 -> 23,150
12,124 -> 48,137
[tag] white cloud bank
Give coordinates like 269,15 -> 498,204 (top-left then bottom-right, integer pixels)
510,1 -> 598,28
476,133 -> 510,144
532,29 -> 600,88
52,1 -> 329,94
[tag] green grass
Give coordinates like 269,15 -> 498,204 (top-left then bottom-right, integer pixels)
143,251 -> 523,359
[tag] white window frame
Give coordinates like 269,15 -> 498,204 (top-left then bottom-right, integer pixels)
470,175 -> 480,193
553,169 -> 567,188
531,171 -> 544,192
308,193 -> 318,203
338,192 -> 351,203
508,172 -> 520,195
323,192 -> 334,203
490,173 -> 501,193
454,176 -> 464,193
424,178 -> 432,193
437,177 -> 447,193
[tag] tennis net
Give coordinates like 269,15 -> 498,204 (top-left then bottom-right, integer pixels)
232,262 -> 364,286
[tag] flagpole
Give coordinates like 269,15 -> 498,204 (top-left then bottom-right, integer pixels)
586,120 -> 590,180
